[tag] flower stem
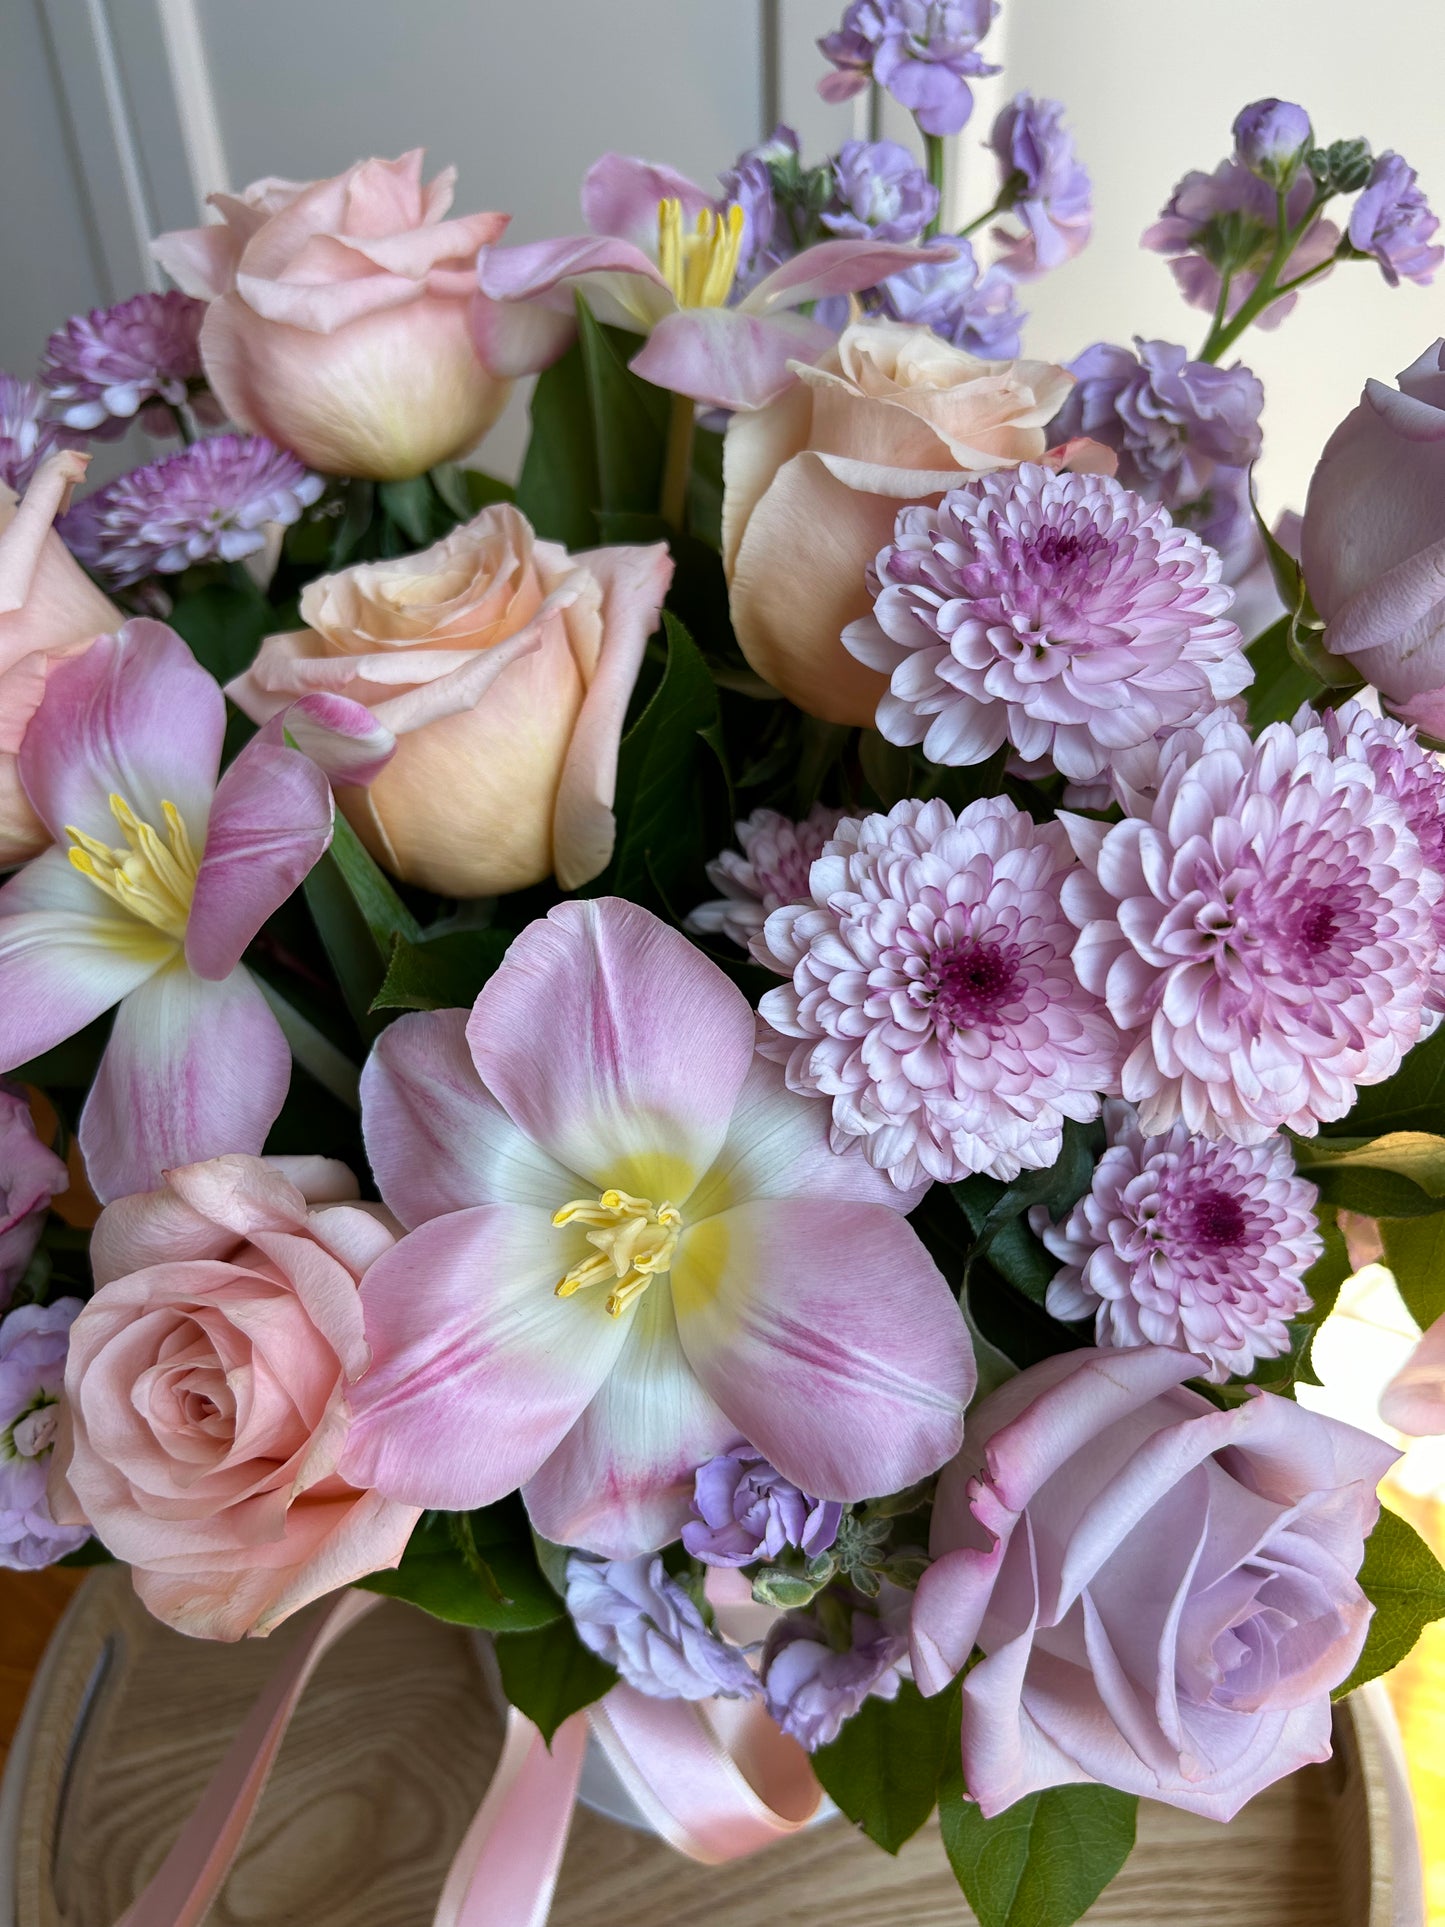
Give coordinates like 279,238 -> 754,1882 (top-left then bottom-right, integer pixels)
256,979 -> 361,1111
168,402 -> 196,446
1198,189 -> 1333,363
660,389 -> 695,534
923,133 -> 947,237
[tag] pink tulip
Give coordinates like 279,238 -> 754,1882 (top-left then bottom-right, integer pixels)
0,621 -> 336,1202
153,152 -> 511,480
341,898 -> 975,1557
472,152 -> 953,413
0,451 -> 121,865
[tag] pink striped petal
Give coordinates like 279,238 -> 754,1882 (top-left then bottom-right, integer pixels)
19,620 -> 224,846
630,307 -> 836,413
0,893 -> 169,1072
275,692 -> 397,788
185,728 -> 334,981
673,1197 -> 972,1502
465,900 -> 755,1196
340,1203 -> 628,1508
580,153 -> 714,250
360,1007 -> 581,1226
79,962 -> 290,1202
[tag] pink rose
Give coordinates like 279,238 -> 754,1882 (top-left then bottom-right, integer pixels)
228,503 -> 673,897
152,152 -> 511,481
50,1155 -> 419,1639
0,451 -> 120,863
1301,340 -> 1445,733
911,1347 -> 1395,1820
0,1081 -> 67,1311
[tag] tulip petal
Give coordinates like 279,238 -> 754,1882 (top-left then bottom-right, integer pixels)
0,452 -> 92,615
465,899 -> 755,1196
741,238 -> 956,315
469,289 -> 579,380
341,1203 -> 629,1508
523,1282 -> 737,1557
476,236 -> 675,335
273,692 -> 397,788
18,620 -> 224,846
630,308 -> 836,413
673,1197 -> 972,1502
185,728 -> 334,981
581,153 -> 714,251
0,886 -> 170,1073
551,542 -> 673,890
79,961 -> 290,1202
361,1007 -> 582,1226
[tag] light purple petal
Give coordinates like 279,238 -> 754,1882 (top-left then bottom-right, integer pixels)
580,153 -> 715,250
78,961 -> 289,1202
740,238 -> 957,314
475,236 -> 675,335
630,308 -> 836,413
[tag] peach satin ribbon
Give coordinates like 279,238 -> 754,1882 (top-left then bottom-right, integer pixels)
115,1590 -> 823,1927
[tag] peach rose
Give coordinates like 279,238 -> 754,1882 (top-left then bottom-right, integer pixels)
152,152 -> 511,481
0,451 -> 120,864
228,503 -> 673,897
49,1155 -> 419,1640
722,320 -> 1079,725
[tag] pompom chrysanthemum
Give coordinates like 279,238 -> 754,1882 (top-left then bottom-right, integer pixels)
59,435 -> 324,589
685,804 -> 844,951
842,464 -> 1250,784
40,291 -> 207,438
1062,707 -> 1443,1142
756,795 -> 1122,1190
1032,1098 -> 1322,1381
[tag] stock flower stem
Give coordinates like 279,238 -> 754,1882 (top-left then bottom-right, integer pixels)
923,134 -> 947,237
660,388 -> 695,533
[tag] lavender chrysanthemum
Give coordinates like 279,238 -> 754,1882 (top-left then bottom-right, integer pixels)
988,95 -> 1092,277
824,140 -> 939,244
683,1447 -> 842,1569
843,465 -> 1251,784
59,435 -> 324,589
1032,1098 -> 1322,1382
817,0 -> 1000,136
1,1299 -> 90,1571
756,796 -> 1121,1191
1348,153 -> 1443,288
41,291 -> 207,438
685,805 -> 844,952
1144,163 -> 1338,329
878,243 -> 1025,360
1062,707 -> 1443,1142
565,1553 -> 760,1702
0,374 -> 78,495
761,1583 -> 911,1751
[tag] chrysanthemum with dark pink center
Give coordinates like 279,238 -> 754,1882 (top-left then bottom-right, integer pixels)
1062,707 -> 1442,1142
756,796 -> 1122,1191
1032,1098 -> 1322,1381
685,804 -> 844,951
40,292 -> 208,437
59,435 -> 323,589
843,464 -> 1250,784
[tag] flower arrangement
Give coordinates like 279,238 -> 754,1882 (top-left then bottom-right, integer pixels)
3,9 -> 1445,1923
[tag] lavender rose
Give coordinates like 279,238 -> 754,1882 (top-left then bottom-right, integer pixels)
911,1347 -> 1396,1820
0,1083 -> 67,1312
682,1446 -> 842,1567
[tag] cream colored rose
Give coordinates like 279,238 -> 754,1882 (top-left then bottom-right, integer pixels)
229,503 -> 672,897
722,320 -> 1076,725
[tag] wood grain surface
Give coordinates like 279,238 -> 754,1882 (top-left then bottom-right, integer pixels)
2,1566 -> 1412,1927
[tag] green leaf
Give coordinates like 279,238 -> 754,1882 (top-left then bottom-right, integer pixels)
59,1538 -> 117,1568
810,1679 -> 955,1854
373,927 -> 512,1013
939,1768 -> 1138,1927
358,1506 -> 563,1633
1379,1215 -> 1445,1332
574,298 -> 670,517
1243,613 -> 1319,728
1290,1131 -> 1445,1218
327,480 -> 376,569
1336,1506 -> 1445,1697
327,811 -> 423,952
1334,1023 -> 1445,1138
950,1125 -> 1098,1306
493,1616 -> 618,1744
461,467 -> 516,512
378,476 -> 443,547
304,814 -> 421,1032
514,339 -> 600,550
167,582 -> 272,684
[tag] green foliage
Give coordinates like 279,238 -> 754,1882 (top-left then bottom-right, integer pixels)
304,811 -> 423,1032
574,299 -> 670,517
167,581 -> 273,684
939,1756 -> 1137,1927
515,339 -> 600,549
810,1680 -> 957,1854
373,927 -> 512,1014
1290,1131 -> 1445,1218
1336,1506 -> 1445,1697
460,466 -> 516,513
1379,1215 -> 1445,1331
358,1504 -> 563,1634
1333,1023 -> 1445,1138
1243,614 -> 1320,728
493,1615 -> 618,1745
1233,1202 -> 1352,1398
950,1121 -> 1100,1305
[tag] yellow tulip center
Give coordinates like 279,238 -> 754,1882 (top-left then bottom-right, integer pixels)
553,1188 -> 683,1318
656,198 -> 745,309
67,793 -> 199,941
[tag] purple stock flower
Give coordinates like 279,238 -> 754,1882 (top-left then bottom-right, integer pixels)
988,95 -> 1092,277
879,242 -> 1025,359
0,375 -> 79,496
718,126 -> 802,286
0,1298 -> 90,1569
685,804 -> 844,952
818,0 -> 1000,136
1143,163 -> 1339,329
0,1083 -> 67,1314
761,1583 -> 911,1750
1232,100 -> 1313,185
59,434 -> 324,589
1348,153 -> 1443,288
824,140 -> 939,244
565,1552 -> 761,1701
1033,1099 -> 1322,1382
40,292 -> 208,439
682,1447 -> 843,1568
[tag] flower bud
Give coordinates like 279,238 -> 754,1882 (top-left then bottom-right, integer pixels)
1232,98 -> 1313,186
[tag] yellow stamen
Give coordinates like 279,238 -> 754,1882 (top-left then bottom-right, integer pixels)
553,1187 -> 683,1318
655,198 -> 745,309
67,793 -> 198,940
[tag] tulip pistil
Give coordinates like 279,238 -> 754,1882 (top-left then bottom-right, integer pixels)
656,199 -> 745,309
553,1188 -> 682,1317
67,793 -> 199,940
